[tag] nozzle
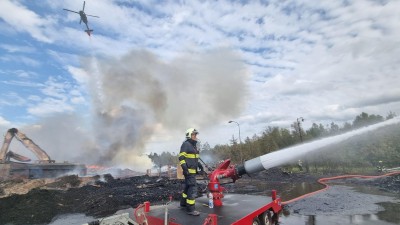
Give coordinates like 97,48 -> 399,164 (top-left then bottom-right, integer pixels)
235,164 -> 247,177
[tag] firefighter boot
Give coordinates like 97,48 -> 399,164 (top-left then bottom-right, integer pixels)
187,210 -> 200,216
179,195 -> 187,209
179,198 -> 187,208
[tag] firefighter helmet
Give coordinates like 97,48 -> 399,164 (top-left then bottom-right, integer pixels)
185,128 -> 199,139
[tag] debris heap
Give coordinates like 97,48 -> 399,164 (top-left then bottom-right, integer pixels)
0,174 -> 182,225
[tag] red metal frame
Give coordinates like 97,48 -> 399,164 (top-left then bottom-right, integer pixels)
136,192 -> 282,225
203,214 -> 218,225
231,197 -> 281,225
134,203 -> 146,224
146,216 -> 181,225
207,159 -> 240,207
134,158 -> 282,225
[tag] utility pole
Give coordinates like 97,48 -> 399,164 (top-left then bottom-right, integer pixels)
297,117 -> 309,173
229,120 -> 243,163
297,117 -> 304,142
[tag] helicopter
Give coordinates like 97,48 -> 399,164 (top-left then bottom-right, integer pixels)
63,1 -> 99,36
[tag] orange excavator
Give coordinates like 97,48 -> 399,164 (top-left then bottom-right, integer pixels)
0,128 -> 54,163
0,128 -> 86,179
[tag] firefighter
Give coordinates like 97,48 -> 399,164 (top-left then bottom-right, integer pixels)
297,159 -> 303,172
179,128 -> 204,216
377,160 -> 385,172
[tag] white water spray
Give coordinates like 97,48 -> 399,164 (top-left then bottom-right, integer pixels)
243,117 -> 400,174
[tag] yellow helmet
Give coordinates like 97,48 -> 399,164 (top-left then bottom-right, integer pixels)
185,128 -> 199,139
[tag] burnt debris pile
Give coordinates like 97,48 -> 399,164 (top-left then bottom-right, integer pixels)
359,174 -> 400,193
380,175 -> 400,193
0,175 -> 182,225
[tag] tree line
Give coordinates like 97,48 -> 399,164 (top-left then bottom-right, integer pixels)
149,112 -> 399,174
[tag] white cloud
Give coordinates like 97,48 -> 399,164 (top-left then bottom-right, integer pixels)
13,70 -> 38,78
0,54 -> 41,67
47,50 -> 79,67
0,92 -> 26,106
40,77 -> 69,99
26,76 -> 86,117
27,97 -> 74,116
0,116 -> 12,127
66,65 -> 89,85
242,1 -> 400,122
0,0 -> 54,43
1,80 -> 42,88
0,69 -> 39,79
28,95 -> 41,102
69,89 -> 86,104
70,96 -> 85,104
0,44 -> 35,53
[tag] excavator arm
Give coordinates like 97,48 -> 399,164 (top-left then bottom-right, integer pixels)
0,128 -> 16,162
0,128 -> 53,163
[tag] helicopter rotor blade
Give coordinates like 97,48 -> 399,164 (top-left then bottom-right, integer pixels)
82,1 -> 86,12
86,14 -> 99,18
63,9 -> 79,14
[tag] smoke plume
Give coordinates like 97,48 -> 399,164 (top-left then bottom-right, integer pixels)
85,48 -> 248,166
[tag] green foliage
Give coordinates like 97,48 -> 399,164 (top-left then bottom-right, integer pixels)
207,112 -> 400,173
352,112 -> 384,128
147,152 -> 177,170
308,122 -> 400,173
154,112 -> 399,173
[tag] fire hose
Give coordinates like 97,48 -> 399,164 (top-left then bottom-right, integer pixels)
281,171 -> 400,205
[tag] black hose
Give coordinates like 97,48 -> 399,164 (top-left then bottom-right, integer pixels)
235,164 -> 247,177
199,157 -> 212,171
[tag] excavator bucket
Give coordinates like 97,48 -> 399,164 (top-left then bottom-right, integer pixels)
7,151 -> 31,162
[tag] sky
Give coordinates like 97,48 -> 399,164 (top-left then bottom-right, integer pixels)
0,0 -> 399,171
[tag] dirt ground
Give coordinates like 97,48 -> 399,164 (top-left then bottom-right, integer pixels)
0,169 -> 399,225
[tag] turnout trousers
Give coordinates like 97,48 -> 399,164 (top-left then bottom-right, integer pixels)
180,175 -> 197,212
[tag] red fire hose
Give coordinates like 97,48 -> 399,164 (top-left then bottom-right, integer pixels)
282,171 -> 400,205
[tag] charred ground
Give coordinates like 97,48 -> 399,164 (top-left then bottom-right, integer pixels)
0,175 -> 182,225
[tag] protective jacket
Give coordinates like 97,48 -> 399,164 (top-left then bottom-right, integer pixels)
179,139 -> 201,175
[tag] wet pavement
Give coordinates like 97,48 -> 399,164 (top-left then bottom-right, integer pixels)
280,213 -> 398,225
282,185 -> 400,225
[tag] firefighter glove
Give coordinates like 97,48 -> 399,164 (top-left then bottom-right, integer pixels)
182,164 -> 189,176
198,163 -> 204,172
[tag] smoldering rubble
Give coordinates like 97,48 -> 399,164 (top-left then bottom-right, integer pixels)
0,174 -> 183,225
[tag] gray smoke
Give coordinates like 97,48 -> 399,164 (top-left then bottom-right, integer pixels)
0,48 -> 248,170
86,48 -> 248,165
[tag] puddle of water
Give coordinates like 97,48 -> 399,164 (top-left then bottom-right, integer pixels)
277,181 -> 324,201
45,208 -> 133,225
280,184 -> 400,225
280,213 -> 397,225
46,214 -> 95,225
376,202 -> 400,224
229,179 -> 324,201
